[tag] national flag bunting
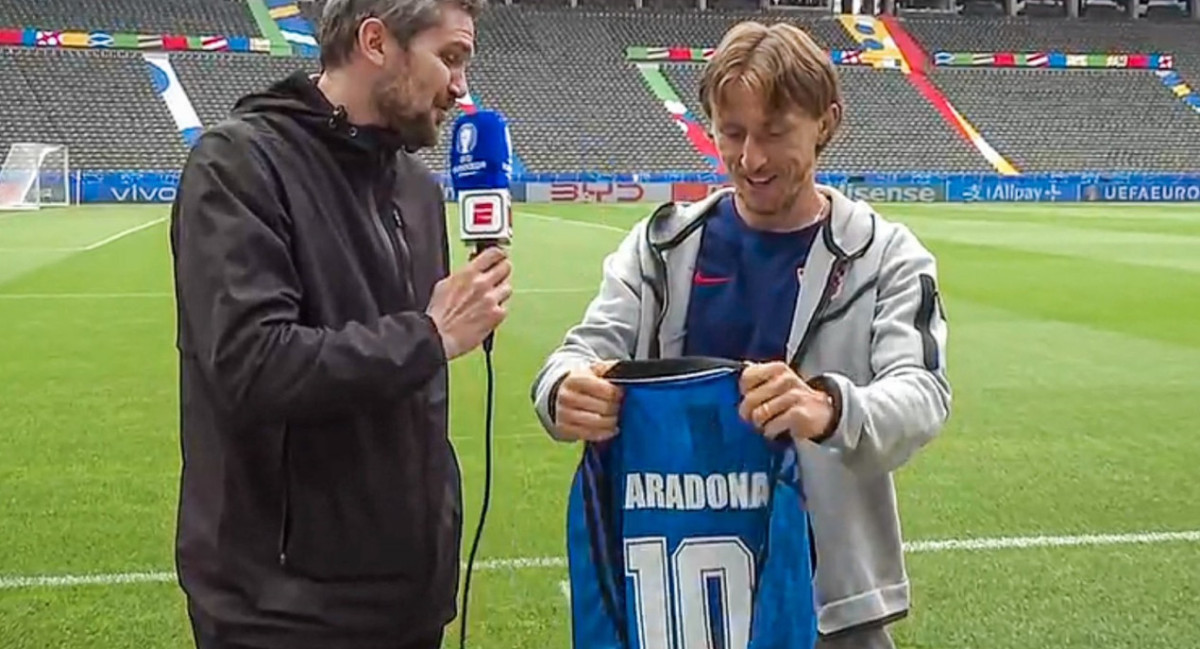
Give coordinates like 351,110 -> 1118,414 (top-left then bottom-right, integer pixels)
88,31 -> 114,48
35,31 -> 62,47
1024,52 -> 1048,67
201,36 -> 229,51
59,32 -> 88,48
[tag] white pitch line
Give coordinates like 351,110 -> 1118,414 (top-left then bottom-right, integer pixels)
513,288 -> 595,294
0,571 -> 174,589
903,530 -> 1200,553
81,217 -> 166,251
559,580 -> 571,604
3,529 -> 1197,591
473,556 -> 566,571
516,211 -> 630,234
0,288 -> 594,300
0,247 -> 84,253
0,292 -> 171,300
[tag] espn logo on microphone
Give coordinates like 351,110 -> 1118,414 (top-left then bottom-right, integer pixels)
471,200 -> 496,227
458,189 -> 512,243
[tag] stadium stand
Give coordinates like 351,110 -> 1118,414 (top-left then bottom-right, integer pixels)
0,49 -> 61,162
0,0 -> 258,36
899,15 -> 1200,77
570,7 -> 856,51
174,51 -> 460,173
930,67 -> 1200,172
172,52 -> 318,133
663,63 -> 994,172
900,15 -> 1198,54
2,48 -> 186,171
469,7 -> 712,173
1,1 -> 1199,180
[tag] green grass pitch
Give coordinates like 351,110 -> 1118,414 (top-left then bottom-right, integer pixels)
1,201 -> 1198,649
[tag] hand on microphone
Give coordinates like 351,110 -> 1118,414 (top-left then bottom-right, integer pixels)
426,247 -> 513,360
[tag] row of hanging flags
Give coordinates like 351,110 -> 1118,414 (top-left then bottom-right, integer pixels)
625,46 -> 867,66
0,28 -> 274,53
624,46 -> 1175,72
0,29 -> 1179,72
932,51 -> 1176,70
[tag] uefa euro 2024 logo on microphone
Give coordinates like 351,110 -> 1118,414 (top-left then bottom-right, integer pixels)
457,122 -> 477,162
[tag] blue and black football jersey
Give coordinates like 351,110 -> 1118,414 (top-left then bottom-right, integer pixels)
565,357 -> 817,649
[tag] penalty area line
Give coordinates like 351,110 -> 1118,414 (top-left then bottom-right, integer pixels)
3,529 -> 1198,591
515,211 -> 630,235
82,217 -> 167,251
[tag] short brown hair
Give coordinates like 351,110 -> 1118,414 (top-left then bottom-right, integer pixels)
699,21 -> 843,151
318,0 -> 486,69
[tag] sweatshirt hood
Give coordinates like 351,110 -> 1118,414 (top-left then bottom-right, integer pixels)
232,70 -> 417,161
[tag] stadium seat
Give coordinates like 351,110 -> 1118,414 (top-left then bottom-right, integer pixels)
0,49 -> 60,160
3,48 -> 186,171
930,67 -> 1200,172
570,6 -> 857,52
465,7 -> 718,173
172,52 -> 317,134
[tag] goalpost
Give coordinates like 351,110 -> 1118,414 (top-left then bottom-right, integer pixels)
0,143 -> 71,211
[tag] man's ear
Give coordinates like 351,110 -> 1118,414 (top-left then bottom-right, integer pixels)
818,103 -> 842,147
356,18 -> 388,67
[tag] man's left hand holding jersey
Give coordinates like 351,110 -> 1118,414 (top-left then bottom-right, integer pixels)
551,359 -> 835,446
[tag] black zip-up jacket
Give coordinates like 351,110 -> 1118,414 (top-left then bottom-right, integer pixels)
170,71 -> 459,648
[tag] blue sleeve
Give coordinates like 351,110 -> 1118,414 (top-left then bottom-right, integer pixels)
749,479 -> 819,649
566,465 -> 626,649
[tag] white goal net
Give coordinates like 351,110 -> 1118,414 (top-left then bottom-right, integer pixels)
0,143 -> 70,210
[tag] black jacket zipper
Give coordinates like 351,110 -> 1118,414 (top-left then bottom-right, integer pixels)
277,424 -> 291,566
788,258 -> 847,372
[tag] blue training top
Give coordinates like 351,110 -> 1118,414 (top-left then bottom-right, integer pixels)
683,193 -> 821,362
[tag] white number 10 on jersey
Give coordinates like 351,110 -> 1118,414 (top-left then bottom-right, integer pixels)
624,536 -> 755,649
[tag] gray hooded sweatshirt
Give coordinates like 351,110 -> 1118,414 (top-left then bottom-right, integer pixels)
531,185 -> 952,638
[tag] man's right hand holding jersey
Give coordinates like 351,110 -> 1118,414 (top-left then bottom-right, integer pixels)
554,361 -> 622,441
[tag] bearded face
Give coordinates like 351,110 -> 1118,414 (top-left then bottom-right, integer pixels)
370,59 -> 441,148
711,82 -> 833,225
370,7 -> 474,149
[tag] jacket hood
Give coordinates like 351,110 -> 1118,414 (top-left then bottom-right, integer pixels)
648,184 -> 875,259
232,70 -> 417,161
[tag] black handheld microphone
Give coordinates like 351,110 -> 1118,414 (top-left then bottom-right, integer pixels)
447,108 -> 513,649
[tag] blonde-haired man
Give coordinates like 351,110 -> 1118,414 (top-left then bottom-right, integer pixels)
532,21 -> 951,649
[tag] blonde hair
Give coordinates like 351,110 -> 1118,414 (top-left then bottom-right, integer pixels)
699,21 -> 843,152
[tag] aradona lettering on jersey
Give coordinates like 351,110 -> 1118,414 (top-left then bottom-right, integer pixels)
624,472 -> 770,511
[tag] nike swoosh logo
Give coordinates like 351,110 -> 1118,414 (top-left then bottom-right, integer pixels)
694,272 -> 732,286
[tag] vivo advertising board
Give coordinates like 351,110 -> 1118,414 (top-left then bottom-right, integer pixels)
69,171 -> 1200,205
78,171 -> 181,203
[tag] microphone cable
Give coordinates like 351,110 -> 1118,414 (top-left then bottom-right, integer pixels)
458,298 -> 498,649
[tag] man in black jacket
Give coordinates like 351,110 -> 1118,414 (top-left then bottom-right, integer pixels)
169,0 -> 504,647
